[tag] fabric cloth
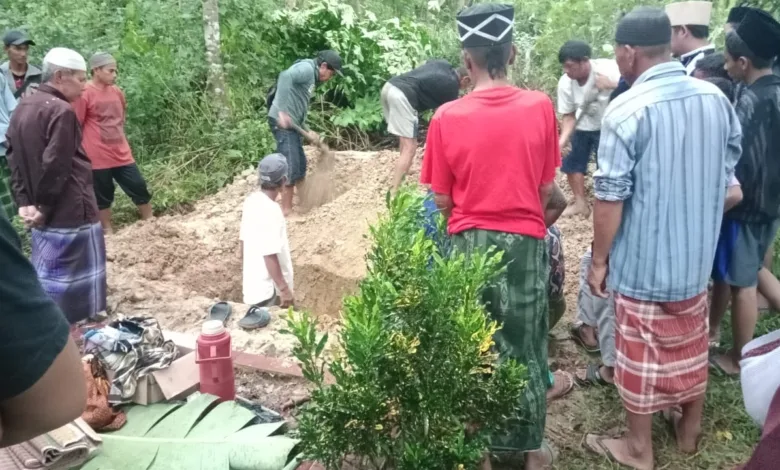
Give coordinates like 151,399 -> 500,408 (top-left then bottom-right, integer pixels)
576,249 -> 617,367
92,164 -> 152,210
43,48 -> 86,72
712,218 -> 780,287
557,59 -> 621,131
740,384 -> 780,470
88,52 -> 116,70
268,117 -> 307,185
452,228 -> 548,453
0,72 -> 17,154
595,61 -> 742,302
0,61 -> 42,99
240,191 -> 293,305
0,157 -> 17,220
614,291 -> 709,415
615,7 -> 673,46
31,222 -> 107,324
387,59 -> 460,113
81,356 -> 126,431
0,215 -> 71,401
728,74 -> 780,223
740,328 -> 780,428
72,82 -> 134,170
420,86 -> 560,239
0,418 -> 100,470
546,225 -> 566,329
6,84 -> 100,228
562,129 -> 600,174
258,152 -> 288,186
381,82 -> 418,138
267,59 -> 318,129
456,3 -> 514,48
680,45 -> 715,76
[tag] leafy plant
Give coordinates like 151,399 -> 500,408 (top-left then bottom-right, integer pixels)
284,187 -> 527,470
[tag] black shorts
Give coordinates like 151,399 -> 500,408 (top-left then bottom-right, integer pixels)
562,130 -> 601,175
93,164 -> 152,210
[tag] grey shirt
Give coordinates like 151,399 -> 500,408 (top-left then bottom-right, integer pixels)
0,61 -> 42,100
268,59 -> 318,130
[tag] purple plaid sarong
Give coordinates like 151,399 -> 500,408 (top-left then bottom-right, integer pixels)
31,222 -> 107,324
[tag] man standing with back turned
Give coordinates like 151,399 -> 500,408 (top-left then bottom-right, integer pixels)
585,8 -> 741,470
5,48 -> 107,325
423,4 -> 560,468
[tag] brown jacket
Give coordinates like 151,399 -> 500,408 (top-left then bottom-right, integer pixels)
6,84 -> 98,228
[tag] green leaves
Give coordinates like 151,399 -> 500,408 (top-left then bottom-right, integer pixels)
284,186 -> 526,469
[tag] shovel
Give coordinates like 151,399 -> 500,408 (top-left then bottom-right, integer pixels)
291,124 -> 337,211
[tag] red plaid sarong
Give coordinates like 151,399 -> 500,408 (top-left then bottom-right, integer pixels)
614,291 -> 709,415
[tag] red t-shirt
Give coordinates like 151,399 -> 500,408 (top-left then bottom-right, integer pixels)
420,86 -> 560,239
73,83 -> 134,170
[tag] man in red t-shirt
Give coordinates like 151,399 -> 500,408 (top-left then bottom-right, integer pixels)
73,52 -> 152,234
421,4 -> 560,469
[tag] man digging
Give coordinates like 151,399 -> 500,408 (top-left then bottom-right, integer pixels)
381,60 -> 470,190
556,40 -> 620,218
267,50 -> 343,217
1,30 -> 42,100
423,4 -> 561,467
74,52 -> 153,234
585,7 -> 741,469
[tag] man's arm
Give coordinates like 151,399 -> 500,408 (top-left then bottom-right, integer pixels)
556,76 -> 578,150
725,184 -> 743,212
544,183 -> 567,227
263,254 -> 291,294
36,109 -> 79,216
559,113 -> 577,150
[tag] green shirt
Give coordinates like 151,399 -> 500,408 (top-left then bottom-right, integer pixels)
268,59 -> 318,130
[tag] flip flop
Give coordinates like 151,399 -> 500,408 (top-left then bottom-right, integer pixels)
238,305 -> 272,330
584,434 -> 619,462
708,353 -> 740,378
576,363 -> 612,387
207,301 -> 232,324
570,324 -> 601,354
546,370 -> 575,402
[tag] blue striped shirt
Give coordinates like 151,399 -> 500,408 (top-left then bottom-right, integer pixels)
594,62 -> 742,302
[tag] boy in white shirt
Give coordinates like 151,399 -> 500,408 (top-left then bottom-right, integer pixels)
239,153 -> 294,329
556,40 -> 620,218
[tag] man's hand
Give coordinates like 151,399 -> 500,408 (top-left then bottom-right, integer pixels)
559,137 -> 572,157
595,73 -> 618,91
279,286 -> 295,309
277,111 -> 292,129
18,206 -> 44,229
587,258 -> 609,298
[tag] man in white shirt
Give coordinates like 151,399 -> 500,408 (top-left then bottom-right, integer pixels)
666,1 -> 715,75
557,40 -> 620,218
239,153 -> 294,328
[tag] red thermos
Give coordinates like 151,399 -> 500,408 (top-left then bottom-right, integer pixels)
196,320 -> 236,401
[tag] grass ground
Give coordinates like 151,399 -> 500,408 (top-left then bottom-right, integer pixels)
546,313 -> 780,470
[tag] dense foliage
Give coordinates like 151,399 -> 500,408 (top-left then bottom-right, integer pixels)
284,188 -> 526,469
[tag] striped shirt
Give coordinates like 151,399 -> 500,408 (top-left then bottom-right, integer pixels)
595,62 -> 742,302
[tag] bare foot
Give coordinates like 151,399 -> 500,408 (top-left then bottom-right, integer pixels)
708,328 -> 720,348
562,200 -> 591,218
711,351 -> 740,376
524,443 -> 555,470
663,408 -> 700,453
585,434 -> 653,470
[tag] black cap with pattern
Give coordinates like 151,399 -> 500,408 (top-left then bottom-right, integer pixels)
457,3 -> 514,48
736,9 -> 780,60
615,7 -> 672,47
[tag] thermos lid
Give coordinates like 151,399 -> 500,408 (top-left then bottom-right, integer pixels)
202,320 -> 226,336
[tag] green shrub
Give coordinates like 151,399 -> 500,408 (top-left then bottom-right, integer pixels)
284,187 -> 526,470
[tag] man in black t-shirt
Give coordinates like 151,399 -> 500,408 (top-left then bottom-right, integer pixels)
0,216 -> 86,447
381,60 -> 469,190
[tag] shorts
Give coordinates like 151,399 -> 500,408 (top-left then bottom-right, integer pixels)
381,83 -> 418,139
562,129 -> 600,174
712,218 -> 780,287
268,117 -> 306,185
93,164 -> 152,210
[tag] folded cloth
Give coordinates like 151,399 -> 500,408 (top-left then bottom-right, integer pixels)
81,355 -> 126,431
0,418 -> 101,470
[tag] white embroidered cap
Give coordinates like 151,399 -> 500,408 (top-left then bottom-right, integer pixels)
43,47 -> 87,72
665,1 -> 713,27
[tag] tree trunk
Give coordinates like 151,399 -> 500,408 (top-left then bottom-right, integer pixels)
202,0 -> 229,119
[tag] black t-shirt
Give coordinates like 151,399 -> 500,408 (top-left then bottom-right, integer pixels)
388,59 -> 460,112
0,216 -> 70,401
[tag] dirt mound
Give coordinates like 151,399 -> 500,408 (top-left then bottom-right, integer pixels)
106,147 -> 419,356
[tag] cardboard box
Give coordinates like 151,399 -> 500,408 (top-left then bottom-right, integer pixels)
131,333 -> 199,405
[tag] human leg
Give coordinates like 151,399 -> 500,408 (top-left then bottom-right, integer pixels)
758,245 -> 780,311
113,164 -> 153,221
576,287 -> 616,385
92,169 -> 116,234
383,84 -> 419,191
709,281 -> 731,345
572,250 -> 599,350
268,117 -> 306,216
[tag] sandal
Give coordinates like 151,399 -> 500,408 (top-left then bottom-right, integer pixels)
576,363 -> 612,387
708,353 -> 740,378
207,301 -> 232,324
238,305 -> 272,330
546,370 -> 575,402
570,324 -> 600,354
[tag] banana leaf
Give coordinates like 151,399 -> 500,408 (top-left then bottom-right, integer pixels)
79,393 -> 299,470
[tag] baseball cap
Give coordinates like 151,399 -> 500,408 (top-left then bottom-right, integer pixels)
318,50 -> 343,76
3,30 -> 35,47
258,153 -> 288,186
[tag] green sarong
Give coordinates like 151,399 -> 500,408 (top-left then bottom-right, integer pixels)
0,157 -> 17,220
452,228 -> 549,454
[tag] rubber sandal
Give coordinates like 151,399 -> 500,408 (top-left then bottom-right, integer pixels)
207,301 -> 232,324
238,305 -> 272,330
570,324 -> 601,354
708,353 -> 740,378
546,370 -> 575,402
576,363 -> 611,387
584,434 -> 620,462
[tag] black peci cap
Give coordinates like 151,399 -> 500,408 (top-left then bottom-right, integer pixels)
457,3 -> 514,48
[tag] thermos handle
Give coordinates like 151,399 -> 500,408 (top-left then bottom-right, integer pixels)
195,347 -> 234,364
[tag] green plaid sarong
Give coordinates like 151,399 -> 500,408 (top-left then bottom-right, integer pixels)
0,157 -> 16,220
451,229 -> 549,454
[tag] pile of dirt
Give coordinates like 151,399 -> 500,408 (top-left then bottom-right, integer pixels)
106,147 -> 420,357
